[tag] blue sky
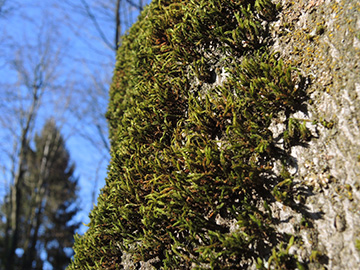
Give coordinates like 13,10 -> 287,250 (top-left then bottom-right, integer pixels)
0,0 -> 152,236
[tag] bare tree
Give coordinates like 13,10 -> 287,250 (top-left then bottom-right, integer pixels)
19,120 -> 79,269
58,0 -> 149,204
0,2 -> 150,259
78,0 -> 146,52
0,18 -> 71,269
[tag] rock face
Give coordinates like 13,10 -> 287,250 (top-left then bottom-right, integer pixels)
68,0 -> 360,269
267,0 -> 360,269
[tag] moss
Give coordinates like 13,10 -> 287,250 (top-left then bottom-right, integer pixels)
319,117 -> 335,129
309,250 -> 323,263
69,0 -> 311,269
257,236 -> 305,270
315,24 -> 326,36
356,239 -> 360,252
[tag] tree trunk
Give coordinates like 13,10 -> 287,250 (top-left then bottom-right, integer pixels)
22,203 -> 44,269
21,124 -> 61,268
5,88 -> 40,270
115,0 -> 121,52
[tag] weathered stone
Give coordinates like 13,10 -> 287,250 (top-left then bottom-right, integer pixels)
267,0 -> 360,268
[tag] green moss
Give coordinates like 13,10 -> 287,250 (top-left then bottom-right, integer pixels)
310,250 -> 323,263
69,0 -> 311,269
300,216 -> 311,229
356,239 -> 360,252
257,236 -> 304,270
316,24 -> 326,35
284,118 -> 312,146
319,117 -> 335,129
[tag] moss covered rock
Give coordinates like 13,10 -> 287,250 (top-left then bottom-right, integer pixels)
68,0 -> 360,269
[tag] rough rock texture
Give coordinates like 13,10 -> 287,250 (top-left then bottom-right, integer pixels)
268,0 -> 360,269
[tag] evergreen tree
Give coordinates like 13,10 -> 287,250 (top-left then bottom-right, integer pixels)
1,120 -> 80,270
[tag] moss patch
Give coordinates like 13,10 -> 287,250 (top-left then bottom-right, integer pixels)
68,0 -> 312,269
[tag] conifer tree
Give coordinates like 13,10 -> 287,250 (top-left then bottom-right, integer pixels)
1,120 -> 80,270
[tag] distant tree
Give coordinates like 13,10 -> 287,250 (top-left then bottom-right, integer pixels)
1,120 -> 80,270
0,19 -> 72,269
77,0 -> 146,52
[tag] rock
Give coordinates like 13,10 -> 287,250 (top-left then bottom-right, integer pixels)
267,0 -> 360,268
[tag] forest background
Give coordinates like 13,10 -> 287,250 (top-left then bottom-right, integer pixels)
0,0 -> 150,269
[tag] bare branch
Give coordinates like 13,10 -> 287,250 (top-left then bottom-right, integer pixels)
115,0 -> 121,51
96,123 -> 110,152
80,0 -> 116,51
124,0 -> 143,11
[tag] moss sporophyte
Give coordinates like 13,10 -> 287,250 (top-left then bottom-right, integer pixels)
68,0 -> 311,269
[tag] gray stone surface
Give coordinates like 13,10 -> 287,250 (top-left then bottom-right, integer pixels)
268,0 -> 360,268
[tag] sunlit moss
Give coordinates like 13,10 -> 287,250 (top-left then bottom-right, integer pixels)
69,0 -> 311,269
